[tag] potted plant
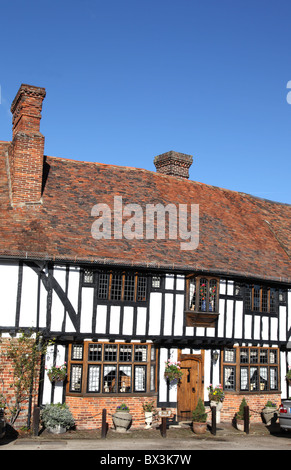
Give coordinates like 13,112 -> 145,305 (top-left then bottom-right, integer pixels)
112,403 -> 132,433
192,398 -> 208,434
235,397 -> 248,431
46,363 -> 67,382
208,384 -> 224,423
164,360 -> 183,384
40,403 -> 75,434
142,400 -> 156,429
261,401 -> 278,425
286,367 -> 291,385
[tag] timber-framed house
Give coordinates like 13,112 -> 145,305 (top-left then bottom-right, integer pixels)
0,83 -> 290,428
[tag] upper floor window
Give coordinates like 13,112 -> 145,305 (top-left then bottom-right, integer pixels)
82,269 -> 147,303
244,284 -> 282,314
187,276 -> 219,313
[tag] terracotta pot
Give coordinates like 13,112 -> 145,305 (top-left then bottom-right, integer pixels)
193,422 -> 207,434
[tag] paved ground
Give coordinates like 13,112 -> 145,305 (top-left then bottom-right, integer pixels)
1,422 -> 291,452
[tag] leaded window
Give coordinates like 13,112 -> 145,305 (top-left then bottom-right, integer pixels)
187,276 -> 219,312
244,284 -> 281,314
222,347 -> 279,392
68,342 -> 157,395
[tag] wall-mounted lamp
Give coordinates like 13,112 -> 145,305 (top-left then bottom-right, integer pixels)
212,350 -> 219,364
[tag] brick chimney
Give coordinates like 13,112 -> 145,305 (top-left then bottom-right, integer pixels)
8,84 -> 46,205
154,150 -> 193,179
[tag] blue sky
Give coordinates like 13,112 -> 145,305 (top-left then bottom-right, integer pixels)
1,0 -> 291,204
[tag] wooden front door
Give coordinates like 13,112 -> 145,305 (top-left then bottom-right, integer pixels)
177,354 -> 203,421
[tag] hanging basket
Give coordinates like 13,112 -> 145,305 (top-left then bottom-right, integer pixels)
47,372 -> 66,383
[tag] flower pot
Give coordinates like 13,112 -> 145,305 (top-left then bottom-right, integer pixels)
210,400 -> 223,423
235,418 -> 249,432
192,422 -> 207,434
47,424 -> 66,434
112,412 -> 132,433
262,407 -> 278,426
144,411 -> 153,429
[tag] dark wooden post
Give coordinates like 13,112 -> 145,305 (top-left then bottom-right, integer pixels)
244,406 -> 250,434
161,417 -> 167,438
32,406 -> 40,436
211,405 -> 216,435
161,407 -> 167,438
101,408 -> 107,438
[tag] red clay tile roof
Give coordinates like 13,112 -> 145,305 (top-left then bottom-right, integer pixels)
0,142 -> 290,283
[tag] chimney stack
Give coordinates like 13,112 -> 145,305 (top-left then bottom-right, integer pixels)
9,84 -> 46,205
154,150 -> 193,179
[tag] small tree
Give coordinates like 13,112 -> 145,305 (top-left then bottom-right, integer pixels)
0,331 -> 51,427
236,397 -> 248,420
192,398 -> 207,423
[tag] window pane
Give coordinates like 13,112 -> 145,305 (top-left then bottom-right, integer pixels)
137,276 -> 147,301
199,278 -> 207,311
98,273 -> 109,299
119,366 -> 132,392
259,367 -> 268,391
150,365 -> 156,391
253,285 -> 260,311
224,366 -> 236,390
240,348 -> 249,363
250,367 -> 259,391
189,278 -> 196,310
134,345 -> 147,362
119,345 -> 132,362
270,367 -> 278,390
88,365 -> 100,392
270,289 -> 276,313
88,344 -> 102,361
103,365 -> 117,392
124,274 -> 135,301
72,344 -> 83,360
134,365 -> 146,391
104,344 -> 117,361
259,349 -> 268,363
262,287 -> 268,312
110,273 -> 122,300
70,364 -> 82,392
250,349 -> 258,363
209,279 -> 217,312
240,367 -> 249,391
269,349 -> 277,364
224,349 -> 236,363
152,276 -> 161,288
245,285 -> 252,310
84,269 -> 94,284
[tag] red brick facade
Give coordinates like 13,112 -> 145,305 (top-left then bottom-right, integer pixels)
0,337 -> 40,429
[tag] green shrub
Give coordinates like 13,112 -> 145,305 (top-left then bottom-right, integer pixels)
41,403 -> 75,430
192,398 -> 207,423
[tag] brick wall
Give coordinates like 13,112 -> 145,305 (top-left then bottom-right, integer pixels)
66,395 -> 161,430
0,337 -> 40,429
219,392 -> 281,423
